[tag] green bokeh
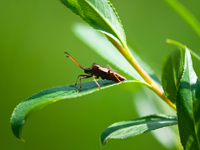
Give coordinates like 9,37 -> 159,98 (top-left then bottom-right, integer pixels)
1,0 -> 200,149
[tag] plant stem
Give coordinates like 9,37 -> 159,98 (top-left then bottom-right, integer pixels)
106,35 -> 177,111
129,54 -> 176,111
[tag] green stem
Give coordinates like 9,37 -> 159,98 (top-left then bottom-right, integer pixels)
167,39 -> 200,61
106,35 -> 177,111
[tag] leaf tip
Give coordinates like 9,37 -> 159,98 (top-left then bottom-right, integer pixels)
100,140 -> 105,148
166,39 -> 171,43
100,134 -> 109,148
19,138 -> 25,142
100,143 -> 103,149
11,125 -> 25,141
11,125 -> 24,141
10,111 -> 25,141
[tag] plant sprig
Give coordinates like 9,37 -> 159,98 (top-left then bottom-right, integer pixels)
10,0 -> 200,149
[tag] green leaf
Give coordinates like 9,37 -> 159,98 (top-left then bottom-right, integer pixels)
176,48 -> 200,149
59,0 -> 127,48
164,0 -> 200,37
161,49 -> 184,104
73,23 -> 161,86
132,89 -> 178,149
162,47 -> 200,149
166,39 -> 200,61
193,80 -> 200,149
11,79 -> 139,140
100,114 -> 177,147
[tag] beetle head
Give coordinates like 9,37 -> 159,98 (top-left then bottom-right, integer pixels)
84,68 -> 92,74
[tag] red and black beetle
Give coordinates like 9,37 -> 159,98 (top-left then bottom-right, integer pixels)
65,52 -> 126,91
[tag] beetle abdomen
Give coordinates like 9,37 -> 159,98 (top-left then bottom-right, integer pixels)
91,64 -> 126,81
94,69 -> 126,81
106,72 -> 126,81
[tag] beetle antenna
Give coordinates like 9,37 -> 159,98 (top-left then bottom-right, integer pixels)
64,52 -> 85,70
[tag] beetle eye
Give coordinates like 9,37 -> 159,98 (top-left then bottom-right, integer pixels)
84,68 -> 90,73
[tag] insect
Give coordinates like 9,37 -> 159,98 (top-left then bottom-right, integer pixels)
65,52 -> 126,91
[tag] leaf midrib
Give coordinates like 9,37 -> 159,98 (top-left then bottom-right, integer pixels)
85,0 -> 125,47
103,119 -> 177,145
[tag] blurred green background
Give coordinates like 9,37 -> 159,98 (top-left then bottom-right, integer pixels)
1,0 -> 200,149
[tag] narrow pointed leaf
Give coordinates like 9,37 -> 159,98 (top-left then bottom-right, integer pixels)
59,0 -> 127,48
176,48 -> 200,149
11,79 -> 139,140
73,23 -> 161,86
101,114 -> 177,147
193,80 -> 200,149
164,0 -> 200,37
167,39 -> 200,61
161,49 -> 184,104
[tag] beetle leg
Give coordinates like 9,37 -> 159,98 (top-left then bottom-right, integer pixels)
106,65 -> 110,69
113,73 -> 125,84
106,65 -> 117,72
70,75 -> 87,87
93,76 -> 101,89
96,76 -> 100,81
71,75 -> 92,91
77,75 -> 93,91
106,65 -> 114,71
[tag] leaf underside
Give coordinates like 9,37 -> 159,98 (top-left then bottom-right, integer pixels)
101,114 -> 177,147
11,79 -> 137,140
60,0 -> 126,47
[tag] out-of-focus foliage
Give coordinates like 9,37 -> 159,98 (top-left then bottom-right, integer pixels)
2,0 -> 200,150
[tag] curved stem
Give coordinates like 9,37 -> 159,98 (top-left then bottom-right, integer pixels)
106,35 -> 177,111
